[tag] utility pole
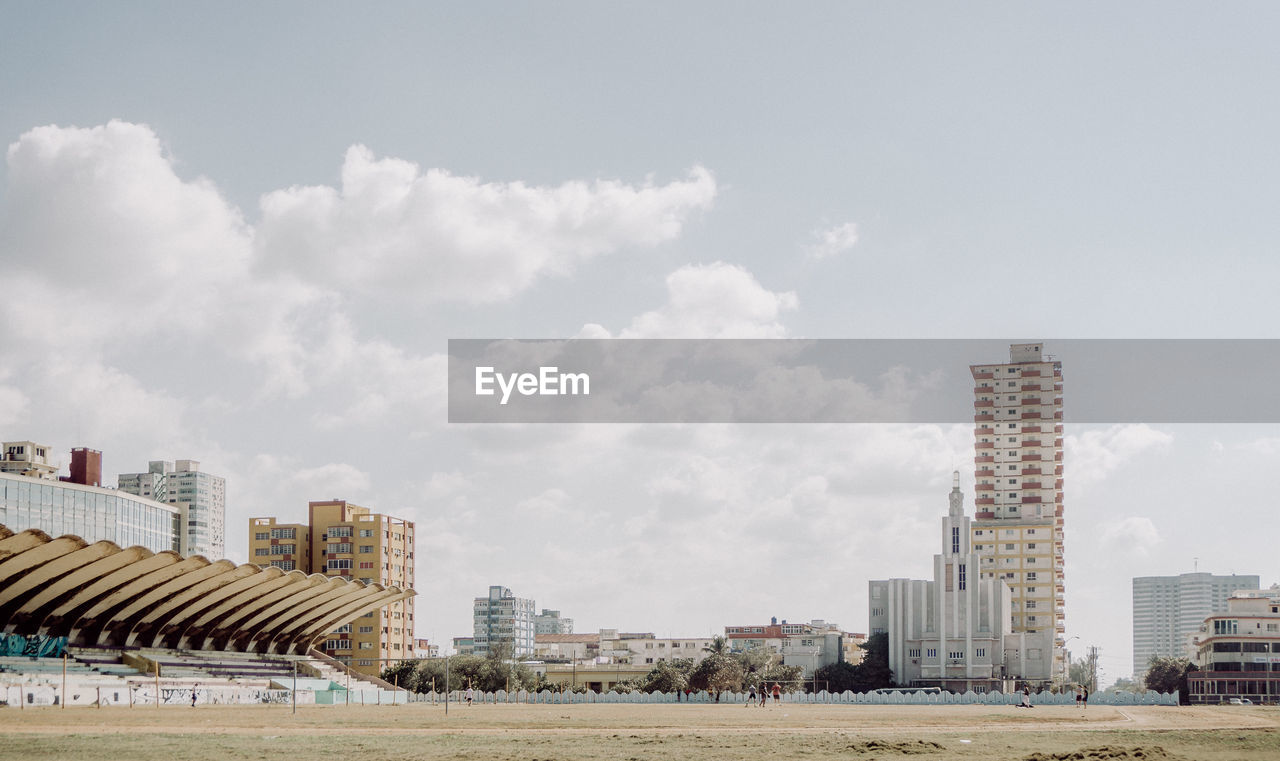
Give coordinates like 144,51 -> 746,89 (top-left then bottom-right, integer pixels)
1088,646 -> 1100,693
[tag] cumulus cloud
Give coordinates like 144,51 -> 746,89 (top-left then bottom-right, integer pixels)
1098,516 -> 1162,558
255,145 -> 716,303
582,262 -> 797,339
805,221 -> 858,260
1066,424 -> 1173,488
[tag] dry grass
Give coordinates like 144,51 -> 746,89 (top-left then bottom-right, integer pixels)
3,702 -> 1278,761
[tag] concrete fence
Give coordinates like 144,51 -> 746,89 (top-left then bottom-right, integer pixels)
424,687 -> 1178,706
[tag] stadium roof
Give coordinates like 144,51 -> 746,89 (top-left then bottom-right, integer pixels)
0,523 -> 414,655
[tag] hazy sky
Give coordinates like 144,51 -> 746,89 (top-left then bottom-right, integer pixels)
3,2 -> 1279,684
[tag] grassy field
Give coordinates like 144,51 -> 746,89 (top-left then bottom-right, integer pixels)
3,702 -> 1279,760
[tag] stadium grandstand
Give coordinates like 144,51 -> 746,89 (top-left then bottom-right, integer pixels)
0,523 -> 415,706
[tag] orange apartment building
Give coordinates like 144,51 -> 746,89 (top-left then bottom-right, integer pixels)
249,499 -> 415,676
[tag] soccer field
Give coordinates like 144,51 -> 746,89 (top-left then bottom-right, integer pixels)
3,702 -> 1278,760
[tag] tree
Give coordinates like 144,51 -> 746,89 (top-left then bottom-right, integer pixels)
812,633 -> 894,693
637,660 -> 691,693
704,635 -> 731,656
1143,655 -> 1196,704
689,653 -> 745,692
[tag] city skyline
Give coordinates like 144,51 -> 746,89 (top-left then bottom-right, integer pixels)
3,3 -> 1280,684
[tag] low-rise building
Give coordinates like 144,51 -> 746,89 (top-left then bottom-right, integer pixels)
726,619 -> 860,675
1187,586 -> 1280,705
536,608 -> 574,634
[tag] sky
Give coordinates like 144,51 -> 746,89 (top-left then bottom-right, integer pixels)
2,1 -> 1279,685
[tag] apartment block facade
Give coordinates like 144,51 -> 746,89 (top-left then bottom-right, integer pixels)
1132,572 -> 1261,678
1187,586 -> 1280,704
473,585 -> 536,657
970,343 -> 1065,663
120,459 -> 225,558
248,499 -> 415,676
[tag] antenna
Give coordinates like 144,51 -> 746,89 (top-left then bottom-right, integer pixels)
1193,557 -> 1199,573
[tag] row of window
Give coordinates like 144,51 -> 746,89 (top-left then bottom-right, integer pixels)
908,647 -> 987,659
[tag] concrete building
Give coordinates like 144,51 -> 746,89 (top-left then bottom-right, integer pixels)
1187,586 -> 1280,704
536,608 -> 574,635
870,473 -> 1054,692
1,468 -> 180,554
1133,572 -> 1261,678
1,441 -> 58,480
474,585 -> 536,657
248,499 -> 416,676
452,636 -> 475,655
119,459 -> 226,558
970,342 -> 1066,670
724,618 -> 854,676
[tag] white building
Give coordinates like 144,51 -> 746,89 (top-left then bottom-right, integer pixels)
0,441 -> 58,480
1132,572 -> 1261,679
119,459 -> 225,558
473,585 -> 536,656
536,608 -> 574,634
725,619 -> 853,676
869,473 -> 1054,692
1187,586 -> 1280,704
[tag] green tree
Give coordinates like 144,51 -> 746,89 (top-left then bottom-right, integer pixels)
689,653 -> 745,692
704,635 -> 731,656
1143,655 -> 1196,704
637,660 -> 691,693
813,660 -> 860,693
812,633 -> 894,693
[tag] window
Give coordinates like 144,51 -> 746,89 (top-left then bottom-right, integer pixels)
1026,572 -> 1037,581
333,624 -> 351,634
270,543 -> 294,555
951,527 -> 960,554
255,548 -> 269,556
908,648 -> 920,658
324,639 -> 348,651
359,561 -> 374,569
360,529 -> 374,537
254,532 -> 269,541
926,648 -> 937,658
270,527 -> 295,539
330,526 -> 353,538
360,545 -> 374,553
976,648 -> 986,657
327,543 -> 352,554
1005,543 -> 1016,550
948,651 -> 963,660
1027,587 -> 1036,594
269,560 -> 295,570
1026,601 -> 1036,609
359,642 -> 373,650
872,607 -> 884,617
327,558 -> 352,571
958,563 -> 967,591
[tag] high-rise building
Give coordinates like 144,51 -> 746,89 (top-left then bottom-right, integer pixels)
474,585 -> 536,657
248,499 -> 415,676
1132,572 -> 1261,679
119,459 -> 225,558
970,343 -> 1065,668
535,608 -> 574,635
869,473 -> 1054,691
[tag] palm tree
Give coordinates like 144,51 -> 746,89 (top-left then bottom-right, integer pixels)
704,635 -> 730,656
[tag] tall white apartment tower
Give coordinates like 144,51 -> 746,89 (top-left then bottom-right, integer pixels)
1132,572 -> 1260,679
970,343 -> 1065,666
473,585 -> 536,657
119,459 -> 225,558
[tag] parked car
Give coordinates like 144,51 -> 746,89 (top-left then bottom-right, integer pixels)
1226,697 -> 1253,705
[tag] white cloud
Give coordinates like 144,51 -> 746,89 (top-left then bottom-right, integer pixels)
583,262 -> 797,339
1066,424 -> 1174,488
256,145 -> 716,304
1098,516 -> 1162,558
805,221 -> 858,260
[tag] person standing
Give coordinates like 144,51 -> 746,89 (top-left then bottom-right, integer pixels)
190,684 -> 198,708
466,685 -> 474,707
1081,686 -> 1088,709
1075,686 -> 1083,708
771,682 -> 782,706
746,684 -> 756,707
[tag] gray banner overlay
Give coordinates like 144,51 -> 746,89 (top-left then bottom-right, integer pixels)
448,339 -> 1280,423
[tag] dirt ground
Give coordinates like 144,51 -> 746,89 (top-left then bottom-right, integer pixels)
3,702 -> 1279,761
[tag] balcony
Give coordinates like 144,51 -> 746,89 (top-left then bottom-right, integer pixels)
1021,411 -> 1042,419
1054,438 -> 1063,448
975,469 -> 995,477
1022,481 -> 1043,489
976,498 -> 995,506
1023,439 -> 1043,447
975,385 -> 994,394
1021,454 -> 1042,461
976,483 -> 995,491
975,427 -> 995,435
1022,369 -> 1041,377
1022,495 -> 1042,503
1021,384 -> 1042,392
973,372 -> 994,380
1021,397 -> 1041,405
975,455 -> 994,463
976,441 -> 995,449
975,413 -> 994,422
976,510 -> 996,519
1021,467 -> 1042,476
1022,425 -> 1041,433
975,400 -> 994,408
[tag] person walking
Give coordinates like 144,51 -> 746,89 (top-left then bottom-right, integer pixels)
466,685 -> 474,707
191,684 -> 198,708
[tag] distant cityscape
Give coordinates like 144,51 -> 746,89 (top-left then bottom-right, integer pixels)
2,342 -> 1276,701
